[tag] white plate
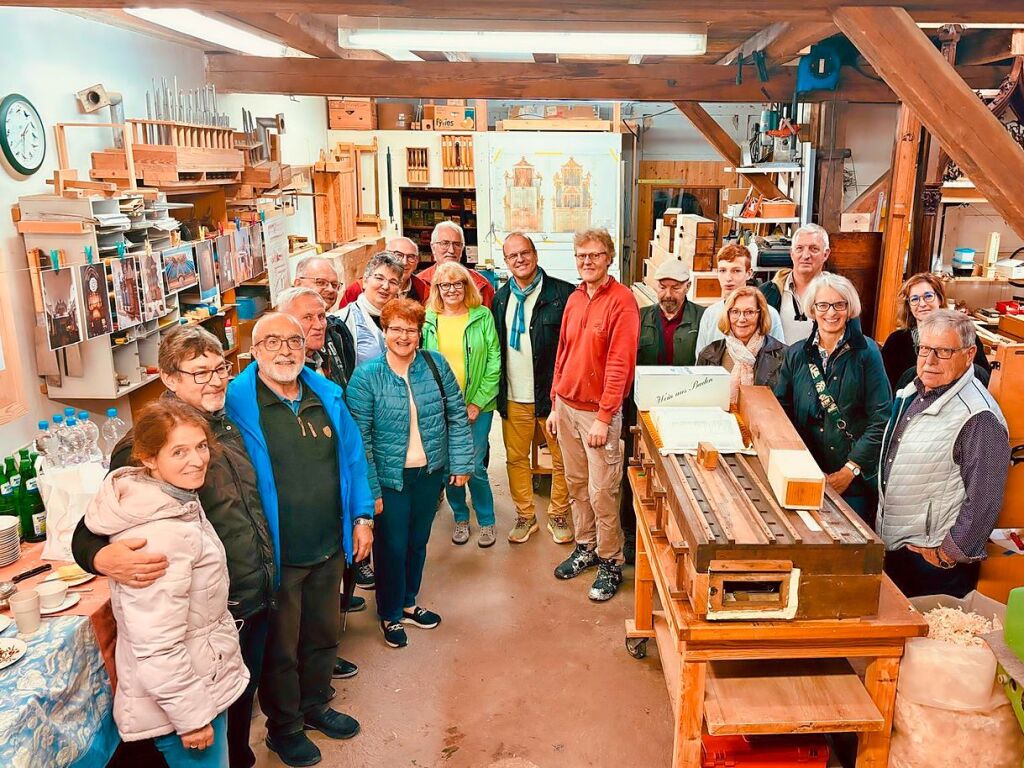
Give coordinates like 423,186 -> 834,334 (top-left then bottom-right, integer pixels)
43,572 -> 95,588
39,593 -> 81,615
0,615 -> 10,632
0,637 -> 27,670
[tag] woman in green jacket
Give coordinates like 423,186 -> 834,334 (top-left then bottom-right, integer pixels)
422,262 -> 502,548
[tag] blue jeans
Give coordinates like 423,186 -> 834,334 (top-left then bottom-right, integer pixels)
447,410 -> 495,526
153,712 -> 228,768
375,468 -> 446,623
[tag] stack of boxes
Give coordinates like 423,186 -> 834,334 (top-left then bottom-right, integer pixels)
647,211 -> 719,305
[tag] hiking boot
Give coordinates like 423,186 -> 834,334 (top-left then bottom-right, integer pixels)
303,707 -> 360,740
554,544 -> 599,580
547,514 -> 574,544
381,620 -> 408,648
507,516 -> 539,543
452,521 -> 470,545
332,657 -> 358,679
402,606 -> 441,629
354,559 -> 375,590
477,525 -> 496,548
266,731 -> 321,767
588,559 -> 624,602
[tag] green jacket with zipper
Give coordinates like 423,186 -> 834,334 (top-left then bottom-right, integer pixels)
422,305 -> 502,412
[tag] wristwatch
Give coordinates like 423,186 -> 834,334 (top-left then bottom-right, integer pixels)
354,517 -> 374,529
844,461 -> 861,477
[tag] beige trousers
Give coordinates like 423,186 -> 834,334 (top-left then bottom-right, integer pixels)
501,401 -> 570,520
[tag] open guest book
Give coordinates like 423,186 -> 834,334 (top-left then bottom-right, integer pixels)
648,407 -> 750,455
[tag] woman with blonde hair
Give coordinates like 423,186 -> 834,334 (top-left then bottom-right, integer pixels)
696,286 -> 786,404
421,262 -> 501,548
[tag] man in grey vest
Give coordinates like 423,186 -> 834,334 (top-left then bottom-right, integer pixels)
877,309 -> 1009,598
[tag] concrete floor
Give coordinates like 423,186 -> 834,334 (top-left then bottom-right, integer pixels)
251,423 -> 674,767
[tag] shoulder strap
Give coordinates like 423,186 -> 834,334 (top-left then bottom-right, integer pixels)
806,357 -> 855,441
421,351 -> 448,413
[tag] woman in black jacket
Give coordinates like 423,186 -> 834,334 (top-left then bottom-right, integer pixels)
774,273 -> 892,524
696,286 -> 785,406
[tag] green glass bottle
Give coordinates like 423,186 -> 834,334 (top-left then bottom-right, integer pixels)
0,458 -> 16,535
18,473 -> 45,543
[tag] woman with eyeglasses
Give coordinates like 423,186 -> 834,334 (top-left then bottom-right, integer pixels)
696,286 -> 785,406
774,272 -> 892,523
421,262 -> 502,548
880,272 -> 991,392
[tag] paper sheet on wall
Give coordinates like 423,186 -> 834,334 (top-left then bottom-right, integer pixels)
263,216 -> 290,306
649,407 -> 750,455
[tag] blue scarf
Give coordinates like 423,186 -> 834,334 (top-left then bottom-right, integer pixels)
509,269 -> 544,351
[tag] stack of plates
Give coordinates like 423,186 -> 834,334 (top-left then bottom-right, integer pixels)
0,517 -> 20,567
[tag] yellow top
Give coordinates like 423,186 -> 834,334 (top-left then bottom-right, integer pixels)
436,312 -> 469,392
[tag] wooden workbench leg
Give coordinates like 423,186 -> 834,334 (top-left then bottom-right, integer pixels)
855,656 -> 901,768
634,522 -> 655,632
673,654 -> 706,768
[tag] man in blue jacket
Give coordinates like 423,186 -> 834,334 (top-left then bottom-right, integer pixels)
226,312 -> 375,768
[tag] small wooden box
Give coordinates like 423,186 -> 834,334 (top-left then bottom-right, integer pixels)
691,272 -> 721,305
328,98 -> 377,130
761,199 -> 798,218
767,450 -> 826,510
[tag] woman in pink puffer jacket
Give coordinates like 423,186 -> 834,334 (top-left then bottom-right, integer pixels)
85,401 -> 248,767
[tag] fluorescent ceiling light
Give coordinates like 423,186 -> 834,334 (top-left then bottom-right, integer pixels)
342,29 -> 707,57
917,22 -> 1024,29
126,8 -> 287,56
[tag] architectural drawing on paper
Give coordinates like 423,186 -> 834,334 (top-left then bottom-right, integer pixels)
503,157 -> 543,232
552,157 -> 593,233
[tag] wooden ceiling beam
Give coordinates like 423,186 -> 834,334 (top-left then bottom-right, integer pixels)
224,12 -> 384,58
205,54 -> 1007,102
956,29 -> 1024,65
718,21 -> 837,67
834,6 -> 1024,241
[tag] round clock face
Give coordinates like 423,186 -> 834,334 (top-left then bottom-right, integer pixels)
1,94 -> 45,176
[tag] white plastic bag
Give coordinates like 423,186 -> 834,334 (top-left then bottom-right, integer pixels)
38,463 -> 105,561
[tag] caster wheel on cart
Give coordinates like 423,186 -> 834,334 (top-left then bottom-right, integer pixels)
625,637 -> 648,659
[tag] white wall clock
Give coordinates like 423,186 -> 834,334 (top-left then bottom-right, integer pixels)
1,94 -> 45,177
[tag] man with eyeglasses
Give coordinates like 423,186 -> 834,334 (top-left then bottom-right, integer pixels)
334,252 -> 405,368
339,237 -> 428,308
758,223 -> 831,343
547,228 -> 640,602
225,312 -> 375,767
294,255 -> 343,312
72,325 -> 275,768
417,221 -> 495,308
877,309 -> 1009,599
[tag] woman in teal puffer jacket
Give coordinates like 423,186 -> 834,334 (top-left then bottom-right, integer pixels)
345,298 -> 474,649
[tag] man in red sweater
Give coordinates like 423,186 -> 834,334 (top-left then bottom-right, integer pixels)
417,221 -> 495,308
546,228 -> 640,601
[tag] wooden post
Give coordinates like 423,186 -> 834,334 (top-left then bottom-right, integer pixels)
855,656 -> 901,768
634,525 -> 655,633
674,657 -> 706,767
122,122 -> 138,191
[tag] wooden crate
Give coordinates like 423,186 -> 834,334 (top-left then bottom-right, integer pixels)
328,98 -> 377,130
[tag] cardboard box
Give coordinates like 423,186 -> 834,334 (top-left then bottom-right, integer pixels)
422,105 -> 475,131
721,187 -> 749,207
328,98 -> 376,130
543,104 -> 598,120
377,102 -> 415,130
634,366 -> 731,411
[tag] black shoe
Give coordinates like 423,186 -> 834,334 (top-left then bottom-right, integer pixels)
554,544 -> 599,580
332,657 -> 358,679
402,606 -> 441,629
623,535 -> 636,567
380,620 -> 408,648
304,707 -> 360,740
588,559 -> 624,602
341,594 -> 366,613
354,559 -> 375,590
266,731 -> 321,767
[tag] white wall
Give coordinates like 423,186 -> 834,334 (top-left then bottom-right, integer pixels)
843,103 -> 898,207
637,102 -> 764,161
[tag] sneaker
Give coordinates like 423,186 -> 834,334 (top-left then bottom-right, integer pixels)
554,544 -> 599,580
332,657 -> 358,679
452,521 -> 470,545
340,594 -> 366,613
266,731 -> 321,767
354,559 -> 375,590
381,620 -> 408,648
303,707 -> 360,740
402,606 -> 441,629
588,559 -> 624,602
508,516 -> 539,543
478,525 -> 496,548
546,514 -> 574,544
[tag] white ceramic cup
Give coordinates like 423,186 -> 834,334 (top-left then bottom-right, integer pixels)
36,580 -> 68,609
9,589 -> 41,635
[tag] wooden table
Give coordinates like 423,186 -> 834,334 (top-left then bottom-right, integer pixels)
624,467 -> 928,767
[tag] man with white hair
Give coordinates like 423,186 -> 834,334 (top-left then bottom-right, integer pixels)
226,312 -> 375,767
278,285 -> 356,391
294,255 -> 342,312
877,309 -> 1010,598
759,223 -> 831,343
417,221 -> 495,308
339,237 -> 428,307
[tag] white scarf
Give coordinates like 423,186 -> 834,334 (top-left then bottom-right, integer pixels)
724,332 -> 765,405
356,292 -> 382,319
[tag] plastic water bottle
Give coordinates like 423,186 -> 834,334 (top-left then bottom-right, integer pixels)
100,408 -> 128,469
51,413 -> 68,469
33,421 -> 56,472
63,417 -> 87,465
77,411 -> 103,463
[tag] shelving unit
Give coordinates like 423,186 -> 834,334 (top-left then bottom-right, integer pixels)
723,215 -> 801,225
725,149 -> 815,240
400,186 -> 478,258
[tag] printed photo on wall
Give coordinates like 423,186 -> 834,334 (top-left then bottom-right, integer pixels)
78,263 -> 113,340
41,267 -> 83,351
233,227 -> 252,284
108,256 -> 142,331
139,248 -> 168,322
162,244 -> 199,293
215,234 -> 236,291
249,223 -> 266,277
195,239 -> 219,301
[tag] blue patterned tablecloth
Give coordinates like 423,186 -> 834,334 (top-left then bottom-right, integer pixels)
0,616 -> 118,768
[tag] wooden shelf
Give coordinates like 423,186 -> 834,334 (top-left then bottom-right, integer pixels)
724,215 -> 800,224
735,164 -> 802,174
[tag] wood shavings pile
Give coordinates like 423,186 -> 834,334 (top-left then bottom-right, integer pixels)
924,606 -> 1002,647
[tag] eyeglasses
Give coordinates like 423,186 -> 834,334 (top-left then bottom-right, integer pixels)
908,291 -> 938,306
176,362 -> 231,384
505,249 -> 535,263
432,240 -> 464,251
438,282 -> 466,293
917,345 -> 967,360
256,335 -> 305,352
367,272 -> 401,289
297,276 -> 340,291
813,301 -> 849,313
386,326 -> 419,337
389,250 -> 420,264
575,251 -> 607,263
728,309 -> 760,319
